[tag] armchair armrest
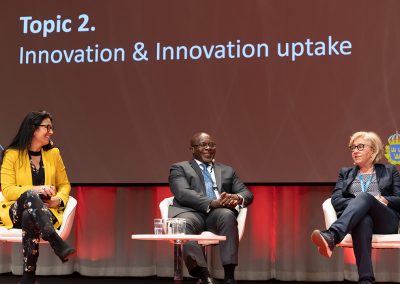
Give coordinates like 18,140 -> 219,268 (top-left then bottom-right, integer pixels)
322,198 -> 337,229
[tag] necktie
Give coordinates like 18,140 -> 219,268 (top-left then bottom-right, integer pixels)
200,163 -> 216,199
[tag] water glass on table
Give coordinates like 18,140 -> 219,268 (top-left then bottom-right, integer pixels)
166,218 -> 186,235
154,218 -> 164,234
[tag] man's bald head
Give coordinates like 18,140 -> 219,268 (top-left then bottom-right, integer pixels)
189,132 -> 216,163
190,132 -> 211,147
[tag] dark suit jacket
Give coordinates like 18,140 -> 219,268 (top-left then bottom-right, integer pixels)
168,159 -> 254,218
331,163 -> 400,217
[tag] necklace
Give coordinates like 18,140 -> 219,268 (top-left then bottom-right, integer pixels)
30,159 -> 42,174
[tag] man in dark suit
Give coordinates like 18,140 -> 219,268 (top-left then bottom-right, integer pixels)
169,132 -> 254,284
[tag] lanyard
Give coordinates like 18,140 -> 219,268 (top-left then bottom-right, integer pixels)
359,172 -> 374,192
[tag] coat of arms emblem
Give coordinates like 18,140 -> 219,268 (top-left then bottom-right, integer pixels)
385,132 -> 400,165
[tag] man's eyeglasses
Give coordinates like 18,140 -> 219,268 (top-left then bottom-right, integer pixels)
38,124 -> 54,132
192,142 -> 216,149
349,144 -> 369,152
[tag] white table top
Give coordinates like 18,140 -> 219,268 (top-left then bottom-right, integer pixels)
131,234 -> 226,242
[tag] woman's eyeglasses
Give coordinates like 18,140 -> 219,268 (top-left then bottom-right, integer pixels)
38,124 -> 53,132
349,144 -> 370,152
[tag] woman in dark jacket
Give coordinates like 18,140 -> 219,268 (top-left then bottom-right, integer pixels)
311,131 -> 400,284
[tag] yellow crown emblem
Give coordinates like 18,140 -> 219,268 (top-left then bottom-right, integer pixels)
385,132 -> 400,165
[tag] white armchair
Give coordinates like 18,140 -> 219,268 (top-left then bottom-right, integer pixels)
322,198 -> 400,248
159,196 -> 247,246
0,192 -> 77,243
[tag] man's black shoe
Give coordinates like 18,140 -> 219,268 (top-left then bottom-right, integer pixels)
223,279 -> 237,284
200,276 -> 218,284
358,279 -> 375,284
311,229 -> 336,258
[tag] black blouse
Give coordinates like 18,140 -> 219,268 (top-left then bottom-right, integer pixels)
29,153 -> 45,186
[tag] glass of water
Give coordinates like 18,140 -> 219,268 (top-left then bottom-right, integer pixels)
154,218 -> 164,234
166,218 -> 186,235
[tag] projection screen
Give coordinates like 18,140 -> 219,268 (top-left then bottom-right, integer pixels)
0,0 -> 399,183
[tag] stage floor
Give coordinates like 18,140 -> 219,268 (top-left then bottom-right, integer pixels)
0,273 -> 358,284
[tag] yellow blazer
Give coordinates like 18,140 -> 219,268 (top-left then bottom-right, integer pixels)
0,147 -> 71,229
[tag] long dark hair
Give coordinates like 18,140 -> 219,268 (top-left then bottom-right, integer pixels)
0,110 -> 54,166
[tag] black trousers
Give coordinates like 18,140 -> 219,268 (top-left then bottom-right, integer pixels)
176,208 -> 239,272
9,191 -> 57,274
330,193 -> 399,282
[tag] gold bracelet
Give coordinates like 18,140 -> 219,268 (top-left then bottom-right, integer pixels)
57,197 -> 62,207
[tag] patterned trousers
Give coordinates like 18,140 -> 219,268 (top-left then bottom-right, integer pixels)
9,191 -> 57,273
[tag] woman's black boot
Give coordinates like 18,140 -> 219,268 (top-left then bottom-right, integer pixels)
47,233 -> 76,263
20,271 -> 37,284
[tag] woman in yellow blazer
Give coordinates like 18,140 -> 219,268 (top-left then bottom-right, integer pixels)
0,111 -> 75,284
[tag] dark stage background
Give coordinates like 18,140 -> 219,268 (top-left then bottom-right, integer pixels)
2,1 -> 400,281
1,0 -> 399,183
